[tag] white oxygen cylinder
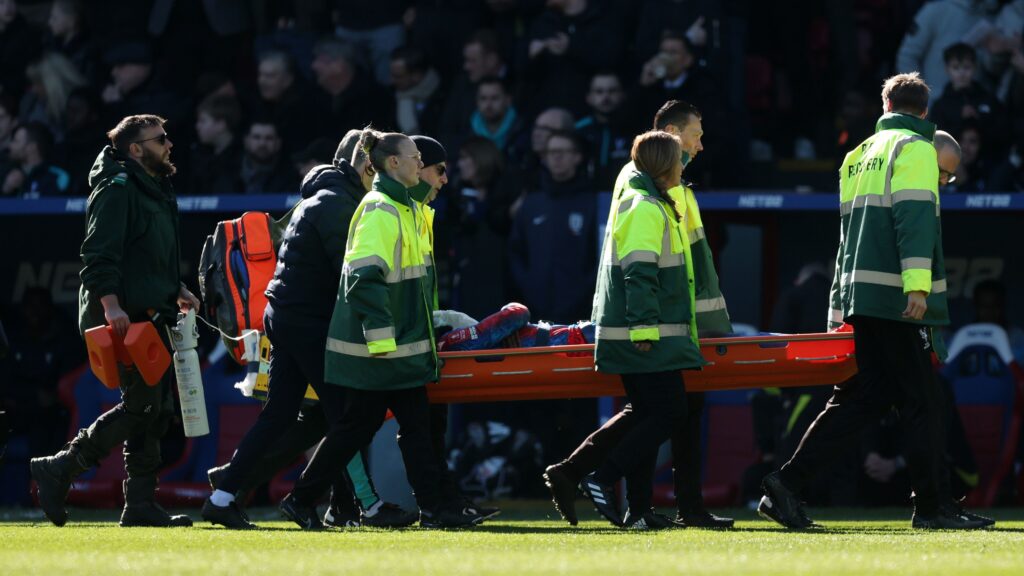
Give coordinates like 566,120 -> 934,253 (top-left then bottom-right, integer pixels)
168,309 -> 209,437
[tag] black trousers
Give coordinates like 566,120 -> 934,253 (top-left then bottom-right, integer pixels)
291,383 -> 442,511
71,325 -> 175,480
778,315 -> 947,513
561,390 -> 703,512
593,370 -> 688,511
219,311 -> 361,510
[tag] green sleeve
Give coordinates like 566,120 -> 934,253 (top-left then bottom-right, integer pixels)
79,183 -> 129,298
890,140 -> 939,294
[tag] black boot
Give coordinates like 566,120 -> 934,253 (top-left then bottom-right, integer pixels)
119,477 -> 193,527
30,447 -> 90,527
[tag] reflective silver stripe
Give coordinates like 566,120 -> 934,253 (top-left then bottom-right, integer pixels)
345,255 -> 390,275
363,327 -> 395,342
892,189 -> 935,204
830,308 -> 844,323
932,279 -> 947,293
883,135 -> 928,199
620,250 -> 658,268
658,252 -> 685,268
842,270 -> 903,288
901,257 -> 932,271
424,254 -> 434,267
688,227 -> 706,244
595,323 -> 690,340
385,264 -> 427,283
840,194 -> 890,216
695,296 -> 728,313
326,337 -> 432,359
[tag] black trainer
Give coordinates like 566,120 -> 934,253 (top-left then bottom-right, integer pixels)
676,507 -> 735,529
459,497 -> 501,521
362,502 -> 419,528
543,464 -> 579,526
945,500 -> 995,528
420,504 -> 484,529
622,508 -> 685,530
912,503 -> 988,530
758,472 -> 816,529
324,506 -> 361,528
579,473 -> 622,527
279,493 -> 324,530
201,498 -> 256,530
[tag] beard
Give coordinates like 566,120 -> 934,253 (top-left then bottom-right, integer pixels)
141,146 -> 176,177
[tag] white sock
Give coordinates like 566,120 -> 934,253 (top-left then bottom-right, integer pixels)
363,499 -> 383,517
210,489 -> 235,507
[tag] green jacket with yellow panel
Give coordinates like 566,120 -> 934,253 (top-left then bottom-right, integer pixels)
828,113 -> 948,328
611,161 -> 732,335
593,170 -> 705,374
324,174 -> 439,390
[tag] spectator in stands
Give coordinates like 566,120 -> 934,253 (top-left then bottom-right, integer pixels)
509,130 -> 596,324
449,136 -> 520,320
236,120 -> 298,194
188,95 -> 242,195
523,0 -> 623,115
332,0 -> 406,85
470,77 -> 523,154
931,43 -> 1007,159
44,0 -> 95,83
519,107 -> 575,188
20,52 -> 87,140
58,88 -> 105,195
895,0 -> 992,100
439,30 -> 510,148
390,45 -> 443,135
637,30 -> 721,186
2,122 -> 70,198
575,71 -> 634,190
0,95 -> 14,166
311,37 -> 392,133
0,0 -> 43,100
253,49 -> 326,155
973,279 -> 1024,361
99,41 -> 187,133
950,120 -> 993,193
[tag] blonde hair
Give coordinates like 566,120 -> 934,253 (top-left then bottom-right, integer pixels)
27,52 -> 86,124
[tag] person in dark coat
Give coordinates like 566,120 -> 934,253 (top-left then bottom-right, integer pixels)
235,120 -> 299,194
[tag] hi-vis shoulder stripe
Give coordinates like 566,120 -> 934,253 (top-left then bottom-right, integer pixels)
695,296 -> 728,313
607,193 -> 685,269
841,270 -> 947,293
326,337 -> 432,359
595,323 -> 690,340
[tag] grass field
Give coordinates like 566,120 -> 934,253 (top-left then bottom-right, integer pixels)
2,504 -> 1023,576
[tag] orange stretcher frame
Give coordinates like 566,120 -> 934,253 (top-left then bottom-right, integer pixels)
428,332 -> 857,404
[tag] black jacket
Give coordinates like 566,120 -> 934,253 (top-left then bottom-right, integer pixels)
265,160 -> 366,325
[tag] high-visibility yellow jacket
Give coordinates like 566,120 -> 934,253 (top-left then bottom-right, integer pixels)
829,112 -> 948,328
324,174 -> 438,390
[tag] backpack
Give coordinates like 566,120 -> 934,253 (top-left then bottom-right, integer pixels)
198,210 -> 292,364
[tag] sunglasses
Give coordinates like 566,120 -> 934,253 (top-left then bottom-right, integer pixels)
940,169 -> 957,184
435,164 -> 447,176
134,133 -> 169,146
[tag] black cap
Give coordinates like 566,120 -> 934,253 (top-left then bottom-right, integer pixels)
292,137 -> 336,165
411,135 -> 446,167
104,41 -> 154,66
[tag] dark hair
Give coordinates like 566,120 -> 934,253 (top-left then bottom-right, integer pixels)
358,126 -> 410,172
258,49 -> 297,77
247,117 -> 281,137
631,130 -> 683,221
390,45 -> 427,74
106,114 -> 166,151
545,129 -> 585,155
653,99 -> 701,130
881,72 -> 930,116
590,69 -> 622,86
313,37 -> 354,62
477,76 -> 509,95
465,29 -> 500,56
17,122 -> 56,161
661,29 -> 689,47
943,42 -> 976,65
959,117 -> 982,140
459,136 -> 504,186
197,94 -> 241,132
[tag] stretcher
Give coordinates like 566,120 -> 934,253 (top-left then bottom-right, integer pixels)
429,332 -> 856,404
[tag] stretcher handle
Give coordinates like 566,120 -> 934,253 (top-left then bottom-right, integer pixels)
437,332 -> 855,360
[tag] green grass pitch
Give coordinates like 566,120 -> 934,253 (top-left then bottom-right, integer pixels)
2,505 -> 1023,575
